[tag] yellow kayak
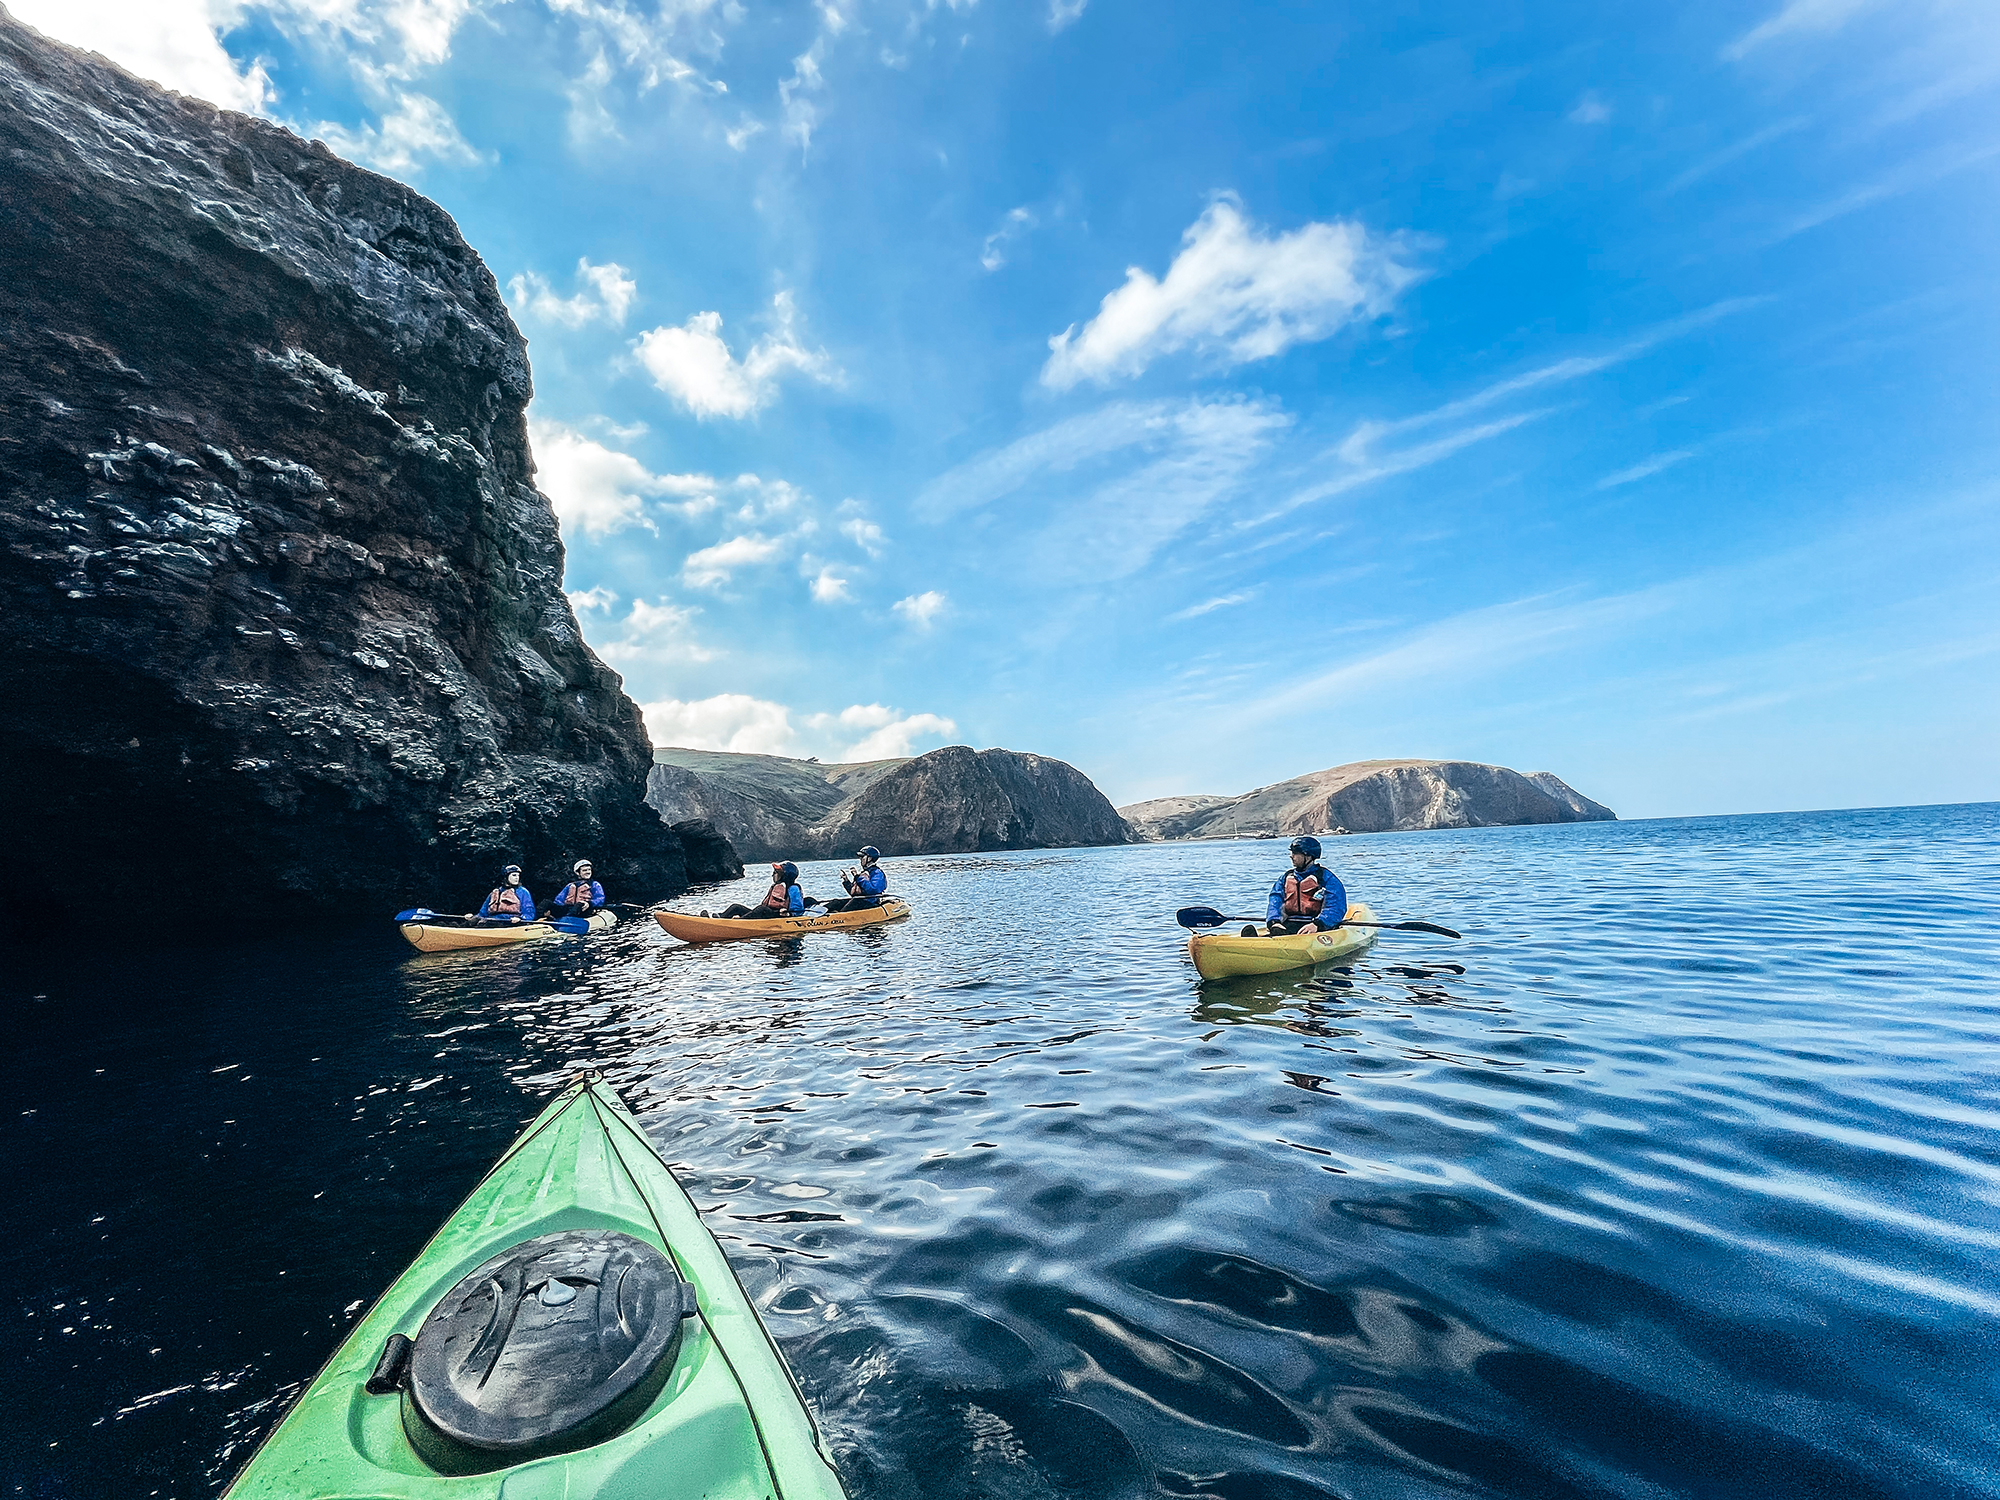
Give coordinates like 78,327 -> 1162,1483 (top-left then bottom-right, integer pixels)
1188,902 -> 1378,980
400,910 -> 618,953
655,898 -> 910,943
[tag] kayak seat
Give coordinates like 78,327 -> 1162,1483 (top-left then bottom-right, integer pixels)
399,1229 -> 697,1475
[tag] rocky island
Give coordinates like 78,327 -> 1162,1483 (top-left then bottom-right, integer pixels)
647,745 -> 1131,862
0,9 -> 737,922
1120,759 -> 1615,839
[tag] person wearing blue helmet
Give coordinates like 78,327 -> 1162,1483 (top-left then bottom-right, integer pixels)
821,846 -> 888,912
1247,835 -> 1347,938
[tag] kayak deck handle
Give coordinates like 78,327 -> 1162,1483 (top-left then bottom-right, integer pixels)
365,1332 -> 414,1395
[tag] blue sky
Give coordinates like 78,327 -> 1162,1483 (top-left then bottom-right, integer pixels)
24,0 -> 2000,815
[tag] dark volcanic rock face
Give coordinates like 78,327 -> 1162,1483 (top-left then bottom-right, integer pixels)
819,746 -> 1130,857
0,11 -> 731,918
647,745 -> 1130,861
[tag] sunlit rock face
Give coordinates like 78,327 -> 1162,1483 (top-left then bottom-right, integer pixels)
1120,760 -> 1616,839
647,745 -> 1133,862
0,10 -> 733,919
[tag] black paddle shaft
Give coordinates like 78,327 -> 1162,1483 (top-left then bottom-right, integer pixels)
1174,906 -> 1460,939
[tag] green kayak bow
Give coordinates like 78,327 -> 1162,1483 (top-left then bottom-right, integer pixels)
224,1074 -> 846,1500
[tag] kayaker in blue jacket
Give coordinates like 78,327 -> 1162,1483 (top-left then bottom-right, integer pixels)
1251,836 -> 1346,937
715,861 -> 808,919
553,859 -> 606,918
473,865 -> 536,923
822,846 -> 887,912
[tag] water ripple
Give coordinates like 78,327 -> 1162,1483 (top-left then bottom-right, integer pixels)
4,805 -> 1998,1498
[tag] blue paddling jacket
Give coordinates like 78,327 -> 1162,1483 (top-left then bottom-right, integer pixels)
1267,863 -> 1345,926
479,886 -> 536,921
845,866 -> 887,899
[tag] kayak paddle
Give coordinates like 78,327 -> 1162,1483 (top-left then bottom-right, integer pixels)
1175,905 -> 1460,939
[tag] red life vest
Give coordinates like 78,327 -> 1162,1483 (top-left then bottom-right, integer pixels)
560,881 -> 596,908
761,881 -> 791,912
1282,869 -> 1328,920
486,885 -> 523,916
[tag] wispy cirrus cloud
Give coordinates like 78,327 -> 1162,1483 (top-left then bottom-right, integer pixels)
1041,197 -> 1422,389
1724,0 -> 1881,61
981,206 -> 1038,271
313,91 -> 487,174
1168,590 -> 1259,622
920,396 -> 1292,578
1598,449 -> 1698,489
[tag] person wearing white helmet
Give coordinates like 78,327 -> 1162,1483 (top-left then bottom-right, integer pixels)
553,859 -> 605,919
1246,836 -> 1347,938
822,846 -> 887,912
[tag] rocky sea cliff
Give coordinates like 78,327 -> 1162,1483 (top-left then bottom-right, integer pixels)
0,9 -> 735,920
647,745 -> 1131,862
1121,759 -> 1615,839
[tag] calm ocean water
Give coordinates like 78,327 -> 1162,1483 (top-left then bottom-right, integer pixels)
7,805 -> 1999,1498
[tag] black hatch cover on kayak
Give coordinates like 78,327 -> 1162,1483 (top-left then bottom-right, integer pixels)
404,1229 -> 693,1472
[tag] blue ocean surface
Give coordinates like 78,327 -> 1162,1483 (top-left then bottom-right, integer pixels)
6,804 -> 1999,1497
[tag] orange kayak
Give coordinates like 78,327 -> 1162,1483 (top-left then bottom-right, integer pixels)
654,898 -> 910,943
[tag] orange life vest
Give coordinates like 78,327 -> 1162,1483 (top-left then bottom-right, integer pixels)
761,881 -> 791,911
1282,869 -> 1328,920
486,885 -> 523,916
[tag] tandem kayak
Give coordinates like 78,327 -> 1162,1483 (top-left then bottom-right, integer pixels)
1188,902 -> 1379,980
655,898 -> 910,944
223,1073 -> 846,1500
400,910 -> 618,952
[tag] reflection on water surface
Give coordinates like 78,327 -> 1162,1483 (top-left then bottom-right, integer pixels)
6,806 -> 1998,1498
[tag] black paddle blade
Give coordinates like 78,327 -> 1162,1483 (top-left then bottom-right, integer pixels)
1175,906 -> 1230,929
1388,921 -> 1461,939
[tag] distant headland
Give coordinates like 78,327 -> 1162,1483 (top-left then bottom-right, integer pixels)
1120,760 -> 1614,840
648,745 -> 1131,863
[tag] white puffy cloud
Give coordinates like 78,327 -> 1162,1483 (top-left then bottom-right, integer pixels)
640,696 -> 956,760
1041,198 -> 1420,389
683,533 -> 783,588
8,0 -> 272,112
641,694 -> 798,754
529,415 -> 712,536
893,590 -> 947,629
632,290 -> 839,419
804,704 -> 957,760
509,258 -> 639,328
567,585 -> 619,613
808,565 -> 852,602
314,91 -> 485,174
596,596 -> 715,666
